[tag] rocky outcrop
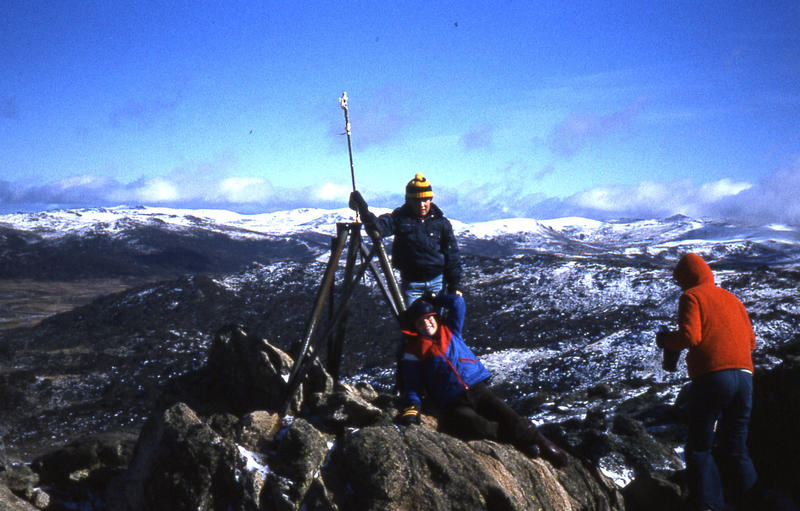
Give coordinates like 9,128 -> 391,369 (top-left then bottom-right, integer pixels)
96,326 -> 624,511
106,402 -> 257,511
0,484 -> 38,511
0,431 -> 138,510
324,424 -> 623,511
7,325 -> 797,510
0,459 -> 41,510
104,399 -> 623,511
749,344 -> 800,505
31,431 -> 138,485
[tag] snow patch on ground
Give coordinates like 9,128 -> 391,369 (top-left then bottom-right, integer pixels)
480,348 -> 559,385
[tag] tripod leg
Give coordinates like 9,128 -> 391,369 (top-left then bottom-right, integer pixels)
327,225 -> 360,382
284,242 -> 376,414
312,244 -> 375,373
282,226 -> 349,414
365,225 -> 406,314
326,236 -> 336,362
358,241 -> 401,320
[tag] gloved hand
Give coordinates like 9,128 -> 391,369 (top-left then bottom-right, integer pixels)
655,326 -> 670,348
349,190 -> 377,227
656,326 -> 680,371
397,403 -> 421,426
349,190 -> 369,214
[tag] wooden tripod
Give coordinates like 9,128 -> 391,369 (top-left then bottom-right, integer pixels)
281,221 -> 406,414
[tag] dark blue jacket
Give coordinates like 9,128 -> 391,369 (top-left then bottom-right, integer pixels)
373,203 -> 461,290
401,294 -> 491,408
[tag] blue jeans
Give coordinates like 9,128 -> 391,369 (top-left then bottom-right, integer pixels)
401,274 -> 445,307
686,369 -> 758,510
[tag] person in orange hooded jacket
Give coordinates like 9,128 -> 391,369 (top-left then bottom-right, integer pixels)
657,253 -> 758,511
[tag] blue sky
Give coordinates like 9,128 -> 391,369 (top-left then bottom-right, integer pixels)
2,1 -> 799,223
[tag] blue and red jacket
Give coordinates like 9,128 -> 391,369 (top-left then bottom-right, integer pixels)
401,294 -> 491,408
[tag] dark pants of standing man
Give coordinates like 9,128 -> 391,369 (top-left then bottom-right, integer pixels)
686,369 -> 758,510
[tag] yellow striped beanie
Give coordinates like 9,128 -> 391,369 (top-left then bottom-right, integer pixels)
405,173 -> 434,200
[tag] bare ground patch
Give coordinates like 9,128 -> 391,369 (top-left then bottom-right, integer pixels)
0,278 -> 153,330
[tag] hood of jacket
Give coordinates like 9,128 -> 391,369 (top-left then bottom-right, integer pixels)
673,252 -> 714,290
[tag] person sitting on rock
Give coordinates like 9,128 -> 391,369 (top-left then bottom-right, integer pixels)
397,292 -> 569,468
348,173 -> 462,306
657,253 -> 758,511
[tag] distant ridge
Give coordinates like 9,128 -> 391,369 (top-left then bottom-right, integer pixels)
1,205 -> 799,280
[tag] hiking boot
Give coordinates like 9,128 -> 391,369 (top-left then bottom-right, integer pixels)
532,430 -> 569,468
521,443 -> 541,459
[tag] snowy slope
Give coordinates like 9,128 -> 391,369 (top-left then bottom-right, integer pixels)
456,214 -> 800,264
0,206 -> 363,239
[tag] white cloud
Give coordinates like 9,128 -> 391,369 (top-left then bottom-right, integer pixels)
707,161 -> 800,225
2,163 -> 798,227
56,175 -> 106,189
571,181 -> 669,212
217,177 -> 273,203
315,182 -> 350,202
564,178 -> 753,218
135,178 -> 180,202
698,178 -> 752,202
434,175 -> 763,223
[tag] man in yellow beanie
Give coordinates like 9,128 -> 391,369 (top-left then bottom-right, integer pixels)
349,173 -> 462,305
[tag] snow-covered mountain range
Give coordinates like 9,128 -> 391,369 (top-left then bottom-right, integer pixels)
2,205 -> 799,268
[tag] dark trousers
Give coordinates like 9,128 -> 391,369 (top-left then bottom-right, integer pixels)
686,369 -> 758,510
438,382 -> 534,449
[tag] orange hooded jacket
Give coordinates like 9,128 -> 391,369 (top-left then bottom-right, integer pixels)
663,253 -> 755,379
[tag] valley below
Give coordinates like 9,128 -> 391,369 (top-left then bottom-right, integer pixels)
0,278 -> 154,331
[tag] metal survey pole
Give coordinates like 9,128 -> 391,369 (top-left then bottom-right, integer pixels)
339,91 -> 357,193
